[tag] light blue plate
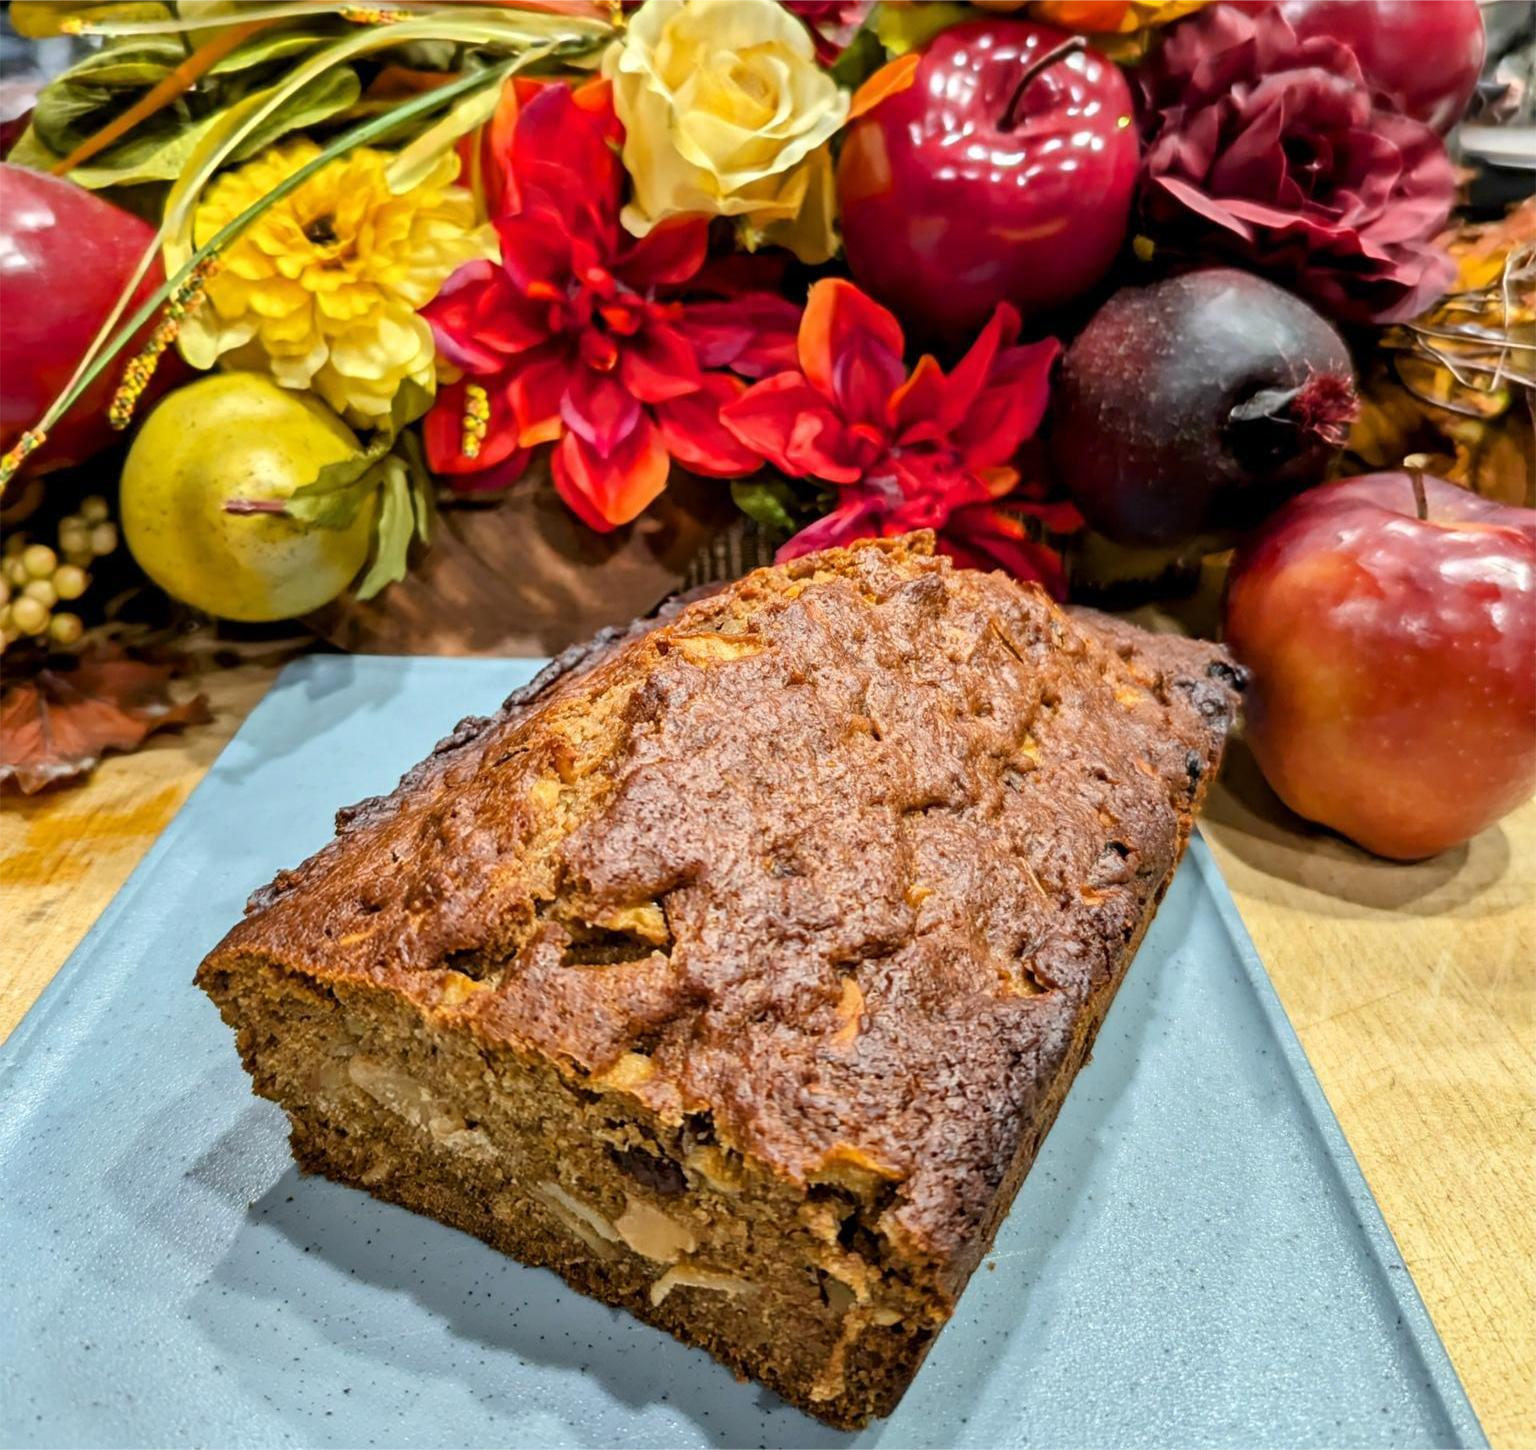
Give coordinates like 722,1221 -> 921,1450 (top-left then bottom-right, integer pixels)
0,656 -> 1485,1450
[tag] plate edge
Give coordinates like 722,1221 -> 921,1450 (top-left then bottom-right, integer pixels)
1189,830 -> 1489,1450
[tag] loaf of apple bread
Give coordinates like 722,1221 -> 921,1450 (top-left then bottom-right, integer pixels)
197,533 -> 1241,1427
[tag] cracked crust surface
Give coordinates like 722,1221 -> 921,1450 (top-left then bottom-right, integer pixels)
206,534 -> 1239,1275
199,534 -> 1241,1420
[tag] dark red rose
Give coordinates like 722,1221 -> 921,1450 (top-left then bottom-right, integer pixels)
1138,4 -> 1456,324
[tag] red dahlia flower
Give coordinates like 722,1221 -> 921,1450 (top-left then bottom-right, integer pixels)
720,280 -> 1076,594
422,79 -> 797,530
1138,4 -> 1457,325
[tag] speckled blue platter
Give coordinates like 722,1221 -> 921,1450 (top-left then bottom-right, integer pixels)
1,656 -> 1484,1450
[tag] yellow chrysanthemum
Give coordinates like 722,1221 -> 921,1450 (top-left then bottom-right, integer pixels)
181,141 -> 491,426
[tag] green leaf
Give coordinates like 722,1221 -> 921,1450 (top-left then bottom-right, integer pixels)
829,14 -> 887,90
62,119 -> 208,188
401,430 -> 436,548
34,87 -> 188,166
64,65 -> 359,189
24,21 -> 358,184
228,63 -> 363,160
165,0 -> 262,25
874,1 -> 969,56
354,458 -> 415,601
2,124 -> 63,172
731,478 -> 804,537
57,37 -> 183,86
385,377 -> 435,438
281,451 -> 382,531
32,79 -> 121,157
283,377 -> 434,531
317,410 -> 436,599
207,26 -> 338,75
282,439 -> 392,531
387,39 -> 461,73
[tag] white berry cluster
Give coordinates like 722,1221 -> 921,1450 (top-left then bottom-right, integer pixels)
1,496 -> 117,652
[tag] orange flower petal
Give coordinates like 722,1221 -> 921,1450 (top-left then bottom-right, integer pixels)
571,76 -> 623,153
655,374 -> 762,478
482,77 -> 542,218
798,278 -> 905,404
507,353 -> 569,447
935,303 -> 1019,432
573,75 -> 614,118
941,502 -> 1070,597
618,217 -> 710,288
976,465 -> 1021,499
887,353 -> 946,437
720,371 -> 868,484
951,336 -> 1060,469
849,53 -> 921,121
551,416 -> 670,530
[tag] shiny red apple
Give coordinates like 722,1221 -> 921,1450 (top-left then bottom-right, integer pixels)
836,18 -> 1139,342
0,164 -> 181,477
1224,473 -> 1536,860
1237,0 -> 1485,133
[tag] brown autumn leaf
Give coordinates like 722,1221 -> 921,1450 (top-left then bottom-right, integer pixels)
0,647 -> 210,794
1436,195 -> 1536,293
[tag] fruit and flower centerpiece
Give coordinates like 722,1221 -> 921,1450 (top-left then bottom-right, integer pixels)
0,0 -> 1531,861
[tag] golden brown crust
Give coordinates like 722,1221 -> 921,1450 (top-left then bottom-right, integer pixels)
202,534 -> 1241,1293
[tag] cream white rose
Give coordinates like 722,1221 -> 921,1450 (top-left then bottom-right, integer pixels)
604,0 -> 849,262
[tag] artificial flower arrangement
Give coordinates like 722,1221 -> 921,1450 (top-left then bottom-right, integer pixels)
1,0 -> 1532,861
0,0 -> 1485,588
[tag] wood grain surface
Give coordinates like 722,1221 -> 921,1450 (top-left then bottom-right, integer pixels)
0,657 -> 277,1037
2,660 -> 1531,1446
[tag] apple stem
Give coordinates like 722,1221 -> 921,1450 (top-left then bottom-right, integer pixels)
999,35 -> 1088,133
1406,462 -> 1429,521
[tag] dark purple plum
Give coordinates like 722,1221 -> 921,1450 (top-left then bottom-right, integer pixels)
1050,269 -> 1357,548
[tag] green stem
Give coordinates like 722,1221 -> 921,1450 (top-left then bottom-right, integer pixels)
20,59 -> 514,461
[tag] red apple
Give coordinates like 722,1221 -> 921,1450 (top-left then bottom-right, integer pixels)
0,164 -> 182,477
1236,0 -> 1485,133
1224,473 -> 1536,860
836,18 -> 1138,342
